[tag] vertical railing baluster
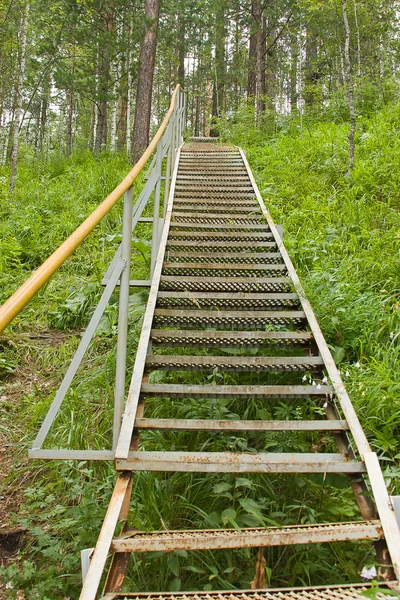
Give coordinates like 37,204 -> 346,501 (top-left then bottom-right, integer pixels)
150,139 -> 163,277
164,121 -> 172,217
113,186 -> 133,449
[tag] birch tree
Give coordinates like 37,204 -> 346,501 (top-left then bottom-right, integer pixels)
10,1 -> 30,192
342,0 -> 356,172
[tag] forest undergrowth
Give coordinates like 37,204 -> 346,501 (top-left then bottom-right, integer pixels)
0,102 -> 400,598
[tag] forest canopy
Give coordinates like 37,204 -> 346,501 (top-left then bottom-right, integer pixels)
1,0 -> 400,180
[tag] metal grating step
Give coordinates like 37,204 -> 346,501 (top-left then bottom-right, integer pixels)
162,262 -> 287,277
102,583 -> 398,600
172,203 -> 259,212
165,252 -> 284,264
155,292 -> 299,310
159,276 -> 291,293
146,354 -> 323,373
166,241 -> 278,251
111,521 -> 383,553
169,223 -> 271,231
171,213 -> 265,223
153,308 -> 306,329
150,329 -> 310,347
167,231 -> 274,241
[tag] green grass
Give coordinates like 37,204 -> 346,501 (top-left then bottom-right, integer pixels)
1,102 -> 400,597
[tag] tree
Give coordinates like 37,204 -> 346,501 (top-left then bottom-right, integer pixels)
131,0 -> 160,163
342,0 -> 356,171
9,1 -> 29,192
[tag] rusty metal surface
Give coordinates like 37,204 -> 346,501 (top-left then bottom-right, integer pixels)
140,383 -> 333,399
111,521 -> 383,553
134,418 -> 349,432
102,583 -> 398,600
116,451 -> 366,473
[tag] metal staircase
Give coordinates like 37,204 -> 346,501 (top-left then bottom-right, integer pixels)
80,140 -> 400,599
1,86 -> 398,598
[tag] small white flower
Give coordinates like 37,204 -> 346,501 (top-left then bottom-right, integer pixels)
390,331 -> 394,339
317,384 -> 321,390
322,376 -> 328,384
323,401 -> 328,408
312,380 -> 316,386
355,361 -> 361,368
302,375 -> 307,382
345,371 -> 350,378
360,565 -> 377,580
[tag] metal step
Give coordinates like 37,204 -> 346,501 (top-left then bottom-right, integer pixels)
134,418 -> 348,431
166,250 -> 283,264
115,451 -> 366,473
166,240 -> 277,250
140,383 -> 333,399
150,329 -> 310,347
171,213 -> 265,222
159,276 -> 291,292
169,222 -> 271,231
162,262 -> 287,277
165,252 -> 284,264
173,191 -> 256,199
168,231 -> 274,241
111,521 -> 383,553
146,354 -> 323,373
156,292 -> 299,310
172,202 -> 259,212
101,584 -> 398,600
171,216 -> 270,225
153,308 -> 306,329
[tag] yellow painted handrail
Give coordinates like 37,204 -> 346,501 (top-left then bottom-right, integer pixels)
0,85 -> 181,333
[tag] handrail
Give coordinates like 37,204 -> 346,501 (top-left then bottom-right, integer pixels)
0,85 -> 182,334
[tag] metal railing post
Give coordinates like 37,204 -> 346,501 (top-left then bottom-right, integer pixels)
150,140 -> 163,276
113,186 -> 133,449
164,121 -> 172,218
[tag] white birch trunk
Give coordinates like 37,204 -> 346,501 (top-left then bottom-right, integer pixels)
353,0 -> 361,80
342,0 -> 356,172
110,68 -> 118,152
10,1 -> 30,192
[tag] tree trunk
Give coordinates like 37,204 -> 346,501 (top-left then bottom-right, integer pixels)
131,0 -> 160,163
342,0 -> 356,171
290,32 -> 298,111
67,30 -> 76,157
110,67 -> 118,151
256,8 -> 265,120
247,3 -> 257,102
126,18 -> 133,156
95,7 -> 114,152
210,0 -> 226,137
10,1 -> 30,192
178,8 -> 185,87
304,25 -> 317,106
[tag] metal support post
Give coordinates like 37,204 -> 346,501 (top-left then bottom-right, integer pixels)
164,122 -> 172,218
113,186 -> 133,449
81,548 -> 93,583
151,141 -> 163,276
